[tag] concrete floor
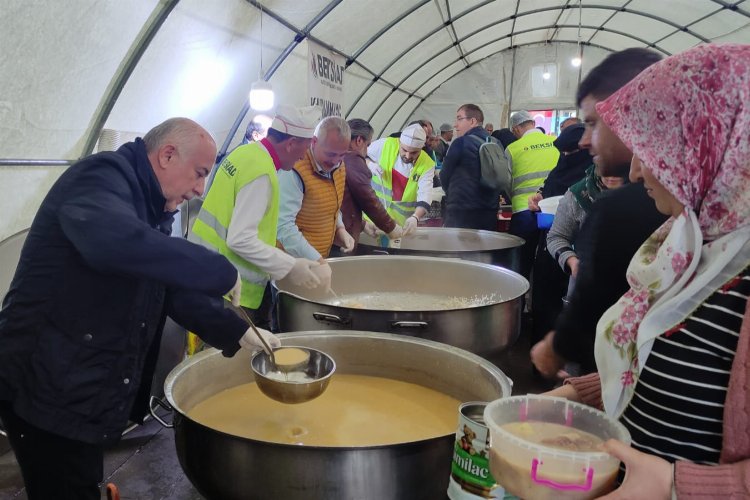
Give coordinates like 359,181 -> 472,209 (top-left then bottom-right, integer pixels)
0,325 -> 550,500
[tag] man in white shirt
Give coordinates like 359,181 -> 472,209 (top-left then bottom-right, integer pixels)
367,123 -> 435,236
190,105 -> 324,329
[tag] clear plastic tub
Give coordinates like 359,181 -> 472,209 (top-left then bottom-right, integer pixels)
483,395 -> 630,500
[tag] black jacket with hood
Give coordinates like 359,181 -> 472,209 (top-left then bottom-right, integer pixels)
0,139 -> 246,444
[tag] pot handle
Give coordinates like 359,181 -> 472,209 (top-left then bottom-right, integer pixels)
313,312 -> 351,325
391,321 -> 429,328
149,396 -> 174,428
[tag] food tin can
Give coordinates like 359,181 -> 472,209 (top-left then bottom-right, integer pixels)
447,402 -> 517,500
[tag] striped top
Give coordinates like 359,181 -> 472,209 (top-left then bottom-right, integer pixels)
620,267 -> 750,465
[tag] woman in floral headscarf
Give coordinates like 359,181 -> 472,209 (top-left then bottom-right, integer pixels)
549,43 -> 750,499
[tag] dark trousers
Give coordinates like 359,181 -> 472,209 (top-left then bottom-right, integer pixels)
509,210 -> 540,280
530,232 -> 570,345
443,208 -> 498,231
243,282 -> 274,331
0,402 -> 103,500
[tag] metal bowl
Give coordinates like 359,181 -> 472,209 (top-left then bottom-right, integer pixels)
250,346 -> 336,404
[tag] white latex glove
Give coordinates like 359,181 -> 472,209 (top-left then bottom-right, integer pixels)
402,215 -> 419,237
387,225 -> 404,240
336,227 -> 355,253
239,326 -> 281,352
311,262 -> 332,290
366,158 -> 382,177
363,220 -> 378,238
286,258 -> 321,289
226,271 -> 242,307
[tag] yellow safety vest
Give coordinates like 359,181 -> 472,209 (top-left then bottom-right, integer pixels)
371,137 -> 435,224
189,143 -> 279,309
506,132 -> 559,213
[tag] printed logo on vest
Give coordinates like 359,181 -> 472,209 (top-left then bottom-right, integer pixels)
221,161 -> 237,177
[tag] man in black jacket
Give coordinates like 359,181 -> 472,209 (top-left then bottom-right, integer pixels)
439,103 -> 501,231
530,48 -> 668,376
0,118 -> 279,499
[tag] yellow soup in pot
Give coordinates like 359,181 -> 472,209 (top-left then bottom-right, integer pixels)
187,374 -> 461,447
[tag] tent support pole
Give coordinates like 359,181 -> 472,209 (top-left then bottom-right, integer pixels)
79,0 -> 180,158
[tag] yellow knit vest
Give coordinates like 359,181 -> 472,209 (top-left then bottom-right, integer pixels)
292,150 -> 346,258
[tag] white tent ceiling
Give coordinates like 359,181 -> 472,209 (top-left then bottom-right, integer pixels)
1,0 -> 749,239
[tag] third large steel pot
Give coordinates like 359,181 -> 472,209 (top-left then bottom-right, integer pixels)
356,227 -> 524,272
153,331 -> 512,500
274,256 -> 529,356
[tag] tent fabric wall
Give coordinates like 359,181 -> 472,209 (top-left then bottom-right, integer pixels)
1,0 -> 749,240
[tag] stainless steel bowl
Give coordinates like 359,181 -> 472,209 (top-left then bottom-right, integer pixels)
250,346 -> 335,404
275,256 -> 529,356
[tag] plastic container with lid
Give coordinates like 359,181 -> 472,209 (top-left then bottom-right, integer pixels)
483,395 -> 631,500
536,195 -> 563,229
538,195 -> 563,215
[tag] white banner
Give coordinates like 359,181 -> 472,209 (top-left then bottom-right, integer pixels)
308,41 -> 345,117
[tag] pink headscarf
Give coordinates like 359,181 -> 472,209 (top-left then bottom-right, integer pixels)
592,44 -> 750,417
596,43 -> 750,239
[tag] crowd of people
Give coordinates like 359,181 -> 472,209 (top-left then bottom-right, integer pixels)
0,41 -> 748,499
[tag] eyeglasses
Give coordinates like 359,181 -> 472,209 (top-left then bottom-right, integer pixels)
455,116 -> 471,121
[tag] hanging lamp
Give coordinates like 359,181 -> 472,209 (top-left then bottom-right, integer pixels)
249,1 -> 274,111
571,0 -> 583,67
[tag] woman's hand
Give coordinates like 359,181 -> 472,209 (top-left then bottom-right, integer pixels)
541,383 -> 581,401
596,440 -> 672,500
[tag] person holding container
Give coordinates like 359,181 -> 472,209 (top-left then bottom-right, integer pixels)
548,43 -> 750,498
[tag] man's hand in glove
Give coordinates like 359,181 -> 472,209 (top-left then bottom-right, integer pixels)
239,326 -> 281,352
402,215 -> 419,236
335,226 -> 355,253
363,220 -> 379,238
312,261 -> 333,290
227,271 -> 242,307
286,258 -> 321,289
387,225 -> 404,240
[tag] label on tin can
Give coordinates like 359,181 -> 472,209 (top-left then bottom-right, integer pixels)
447,402 -> 518,500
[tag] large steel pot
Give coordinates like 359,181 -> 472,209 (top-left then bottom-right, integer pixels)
356,227 -> 524,272
152,331 -> 512,500
274,256 -> 529,356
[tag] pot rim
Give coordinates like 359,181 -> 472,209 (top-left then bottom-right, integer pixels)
164,331 -> 513,450
357,227 -> 525,252
273,255 -> 529,310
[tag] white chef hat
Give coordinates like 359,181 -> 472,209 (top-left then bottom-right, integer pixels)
270,105 -> 321,138
399,123 -> 426,149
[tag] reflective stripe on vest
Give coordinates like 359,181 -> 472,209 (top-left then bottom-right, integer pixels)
291,150 -> 346,258
371,137 -> 434,225
506,132 -> 559,213
188,142 -> 279,309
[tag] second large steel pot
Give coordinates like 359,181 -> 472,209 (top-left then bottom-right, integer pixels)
274,256 -> 529,356
153,331 -> 512,500
356,227 -> 524,272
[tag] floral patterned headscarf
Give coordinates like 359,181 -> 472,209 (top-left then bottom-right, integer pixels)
593,44 -> 750,417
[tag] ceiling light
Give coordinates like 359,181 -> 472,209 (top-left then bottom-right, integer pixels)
249,2 -> 274,111
571,56 -> 582,67
542,71 -> 551,80
249,80 -> 274,111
